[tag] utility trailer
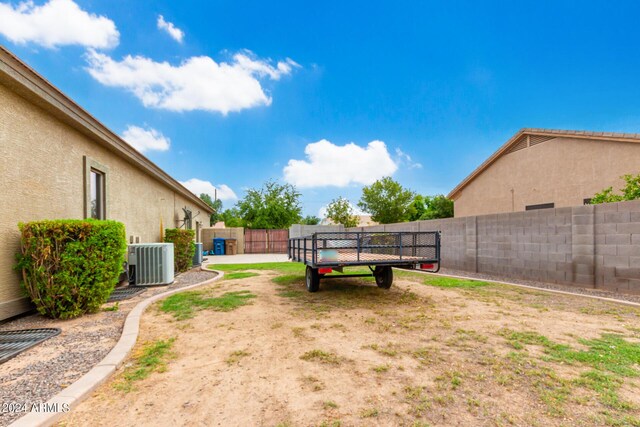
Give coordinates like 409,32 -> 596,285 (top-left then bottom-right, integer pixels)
288,231 -> 441,292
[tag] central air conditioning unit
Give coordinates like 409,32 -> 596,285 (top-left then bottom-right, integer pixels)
192,242 -> 203,267
128,243 -> 174,286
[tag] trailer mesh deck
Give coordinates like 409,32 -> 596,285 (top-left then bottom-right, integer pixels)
289,231 -> 440,267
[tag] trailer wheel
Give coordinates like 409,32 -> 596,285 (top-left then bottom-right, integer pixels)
374,266 -> 393,289
306,266 -> 320,292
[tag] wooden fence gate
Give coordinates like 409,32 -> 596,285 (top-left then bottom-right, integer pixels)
244,229 -> 289,254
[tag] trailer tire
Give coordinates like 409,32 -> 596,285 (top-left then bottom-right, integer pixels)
306,266 -> 320,292
374,266 -> 393,289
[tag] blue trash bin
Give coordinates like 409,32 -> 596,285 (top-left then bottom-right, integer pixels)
213,238 -> 226,255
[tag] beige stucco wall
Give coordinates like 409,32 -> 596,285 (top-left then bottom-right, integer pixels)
0,83 -> 205,320
453,137 -> 640,217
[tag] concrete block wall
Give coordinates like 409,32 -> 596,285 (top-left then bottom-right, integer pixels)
289,224 -> 345,239
594,200 -> 640,293
420,218 -> 470,271
349,199 -> 640,294
472,208 -> 574,283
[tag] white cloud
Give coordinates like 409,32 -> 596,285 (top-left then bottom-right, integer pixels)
121,125 -> 170,153
157,15 -> 184,43
0,0 -> 119,48
395,148 -> 422,169
283,139 -> 398,188
180,178 -> 237,202
85,49 -> 299,114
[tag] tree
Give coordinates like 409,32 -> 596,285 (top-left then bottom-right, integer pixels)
421,195 -> 454,219
358,177 -> 415,224
325,197 -> 359,227
300,215 -> 321,225
591,173 -> 640,204
237,180 -> 302,229
199,193 -> 223,226
220,208 -> 244,228
407,195 -> 426,222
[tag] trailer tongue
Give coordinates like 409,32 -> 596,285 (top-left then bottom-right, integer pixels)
288,231 -> 441,292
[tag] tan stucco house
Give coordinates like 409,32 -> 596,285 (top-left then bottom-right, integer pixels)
0,46 -> 213,321
448,128 -> 640,217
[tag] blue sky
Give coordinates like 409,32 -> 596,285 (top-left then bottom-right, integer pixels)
2,0 -> 640,217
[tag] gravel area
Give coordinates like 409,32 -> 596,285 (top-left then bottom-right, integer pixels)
0,268 -> 217,426
438,267 -> 640,305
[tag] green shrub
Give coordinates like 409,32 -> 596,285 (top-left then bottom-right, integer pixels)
591,172 -> 640,204
15,219 -> 127,319
164,228 -> 195,273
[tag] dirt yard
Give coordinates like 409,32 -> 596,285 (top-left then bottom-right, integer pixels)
59,266 -> 640,427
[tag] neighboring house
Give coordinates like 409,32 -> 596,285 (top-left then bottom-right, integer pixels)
0,46 -> 213,321
448,128 -> 640,217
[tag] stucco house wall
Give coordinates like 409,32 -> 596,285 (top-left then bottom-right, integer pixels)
450,130 -> 640,218
0,48 -> 212,321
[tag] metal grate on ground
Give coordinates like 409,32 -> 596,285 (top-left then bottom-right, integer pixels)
108,287 -> 146,302
0,328 -> 61,364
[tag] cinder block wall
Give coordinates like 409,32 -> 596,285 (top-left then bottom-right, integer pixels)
347,199 -> 640,294
289,225 -> 345,239
201,227 -> 245,254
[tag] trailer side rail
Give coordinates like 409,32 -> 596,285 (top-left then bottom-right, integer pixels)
288,231 -> 440,268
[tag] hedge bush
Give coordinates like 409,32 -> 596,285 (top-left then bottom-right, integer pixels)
165,228 -> 195,273
15,219 -> 127,319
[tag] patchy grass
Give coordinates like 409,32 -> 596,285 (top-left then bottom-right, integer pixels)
359,407 -> 379,418
292,327 -> 312,340
114,338 -> 175,392
209,262 -> 305,275
403,385 -> 431,417
300,349 -> 341,365
422,276 -> 491,289
500,329 -> 640,414
274,272 -> 429,312
160,290 -> 256,320
446,328 -> 488,348
273,274 -> 304,287
301,375 -> 325,391
372,364 -> 391,373
363,342 -> 401,357
111,266 -> 640,426
413,348 -> 435,366
224,272 -> 259,280
226,350 -> 250,365
102,302 -> 119,312
435,370 -> 463,390
272,274 -> 307,298
323,400 -> 339,409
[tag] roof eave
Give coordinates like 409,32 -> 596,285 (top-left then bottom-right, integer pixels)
0,45 -> 214,215
447,128 -> 640,200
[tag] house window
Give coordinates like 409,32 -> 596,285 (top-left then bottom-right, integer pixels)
84,156 -> 109,219
525,202 -> 555,211
90,169 -> 105,219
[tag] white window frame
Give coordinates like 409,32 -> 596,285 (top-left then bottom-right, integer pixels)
83,156 -> 109,220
